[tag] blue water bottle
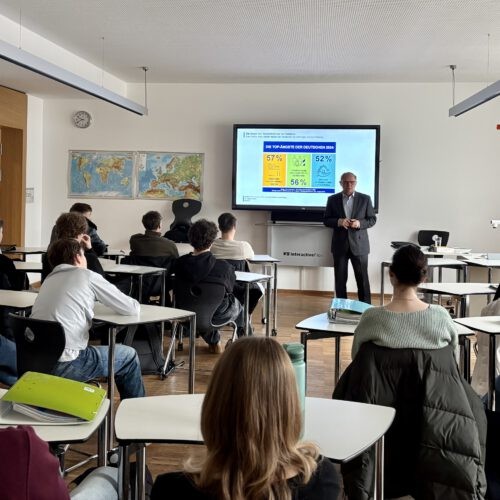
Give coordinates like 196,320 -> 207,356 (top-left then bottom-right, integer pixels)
283,343 -> 306,435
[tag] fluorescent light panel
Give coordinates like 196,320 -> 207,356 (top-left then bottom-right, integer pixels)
0,39 -> 147,116
449,80 -> 500,117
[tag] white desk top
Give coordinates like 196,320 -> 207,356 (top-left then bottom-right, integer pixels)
382,258 -> 465,267
98,258 -> 164,275
248,254 -> 280,263
93,302 -> 194,326
295,313 -> 356,334
176,243 -> 194,256
297,312 -> 473,337
454,316 -> 500,334
14,261 -> 43,272
235,271 -> 272,283
0,389 -> 109,443
115,394 -> 395,462
0,290 -> 38,308
462,258 -> 500,268
417,282 -> 493,296
421,246 -> 472,257
3,246 -> 47,255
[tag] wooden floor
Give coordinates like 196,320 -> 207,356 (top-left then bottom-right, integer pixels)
64,290 -> 346,486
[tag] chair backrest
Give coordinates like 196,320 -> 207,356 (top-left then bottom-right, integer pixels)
169,199 -> 202,230
122,254 -> 175,305
173,281 -> 225,334
417,230 -> 449,246
224,259 -> 250,272
9,314 -> 66,377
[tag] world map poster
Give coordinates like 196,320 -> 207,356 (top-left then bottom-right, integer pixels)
68,150 -> 203,200
69,151 -> 134,198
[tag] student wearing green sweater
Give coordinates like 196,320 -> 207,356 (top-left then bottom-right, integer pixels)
352,245 -> 457,358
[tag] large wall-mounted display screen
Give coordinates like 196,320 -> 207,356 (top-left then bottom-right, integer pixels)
232,125 -> 380,215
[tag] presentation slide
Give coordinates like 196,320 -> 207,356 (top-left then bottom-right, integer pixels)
233,126 -> 379,210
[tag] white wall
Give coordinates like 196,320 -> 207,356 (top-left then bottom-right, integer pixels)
27,82 -> 500,294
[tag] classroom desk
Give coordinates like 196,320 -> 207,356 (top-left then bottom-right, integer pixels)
248,254 -> 280,336
99,259 -> 167,306
102,248 -> 129,263
380,258 -> 467,305
92,303 -> 196,451
235,271 -> 272,336
421,246 -> 472,257
0,388 -> 110,466
3,246 -> 47,261
115,393 -> 395,500
417,282 -> 493,317
297,313 -> 476,385
296,313 -> 355,385
454,316 -> 500,410
13,261 -> 43,273
461,258 -> 500,284
0,290 -> 37,312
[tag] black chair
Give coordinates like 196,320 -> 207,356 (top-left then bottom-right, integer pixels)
164,199 -> 202,243
9,314 -> 98,473
224,259 -> 250,272
417,230 -> 449,246
161,282 -> 238,377
122,254 -> 175,306
10,315 -> 65,377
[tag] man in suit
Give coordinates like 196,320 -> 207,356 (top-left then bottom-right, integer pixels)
324,172 -> 377,303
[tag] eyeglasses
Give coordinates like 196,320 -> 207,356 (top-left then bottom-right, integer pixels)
341,180 -> 357,184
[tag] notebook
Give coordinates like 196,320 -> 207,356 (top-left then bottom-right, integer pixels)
328,298 -> 373,324
0,372 -> 106,424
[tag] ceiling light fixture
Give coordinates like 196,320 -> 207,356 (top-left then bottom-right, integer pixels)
0,39 -> 147,116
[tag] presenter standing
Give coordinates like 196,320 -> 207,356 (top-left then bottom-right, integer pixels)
324,172 -> 376,303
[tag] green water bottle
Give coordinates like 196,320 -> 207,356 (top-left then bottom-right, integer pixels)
283,343 -> 306,434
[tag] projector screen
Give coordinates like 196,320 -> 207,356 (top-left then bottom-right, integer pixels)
232,125 -> 380,217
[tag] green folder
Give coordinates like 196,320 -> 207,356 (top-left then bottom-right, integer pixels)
2,372 -> 106,422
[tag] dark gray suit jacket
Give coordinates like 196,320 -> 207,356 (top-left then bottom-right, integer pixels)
323,192 -> 376,256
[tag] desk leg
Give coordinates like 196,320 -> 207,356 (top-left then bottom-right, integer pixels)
265,279 -> 271,337
189,316 -> 196,394
119,444 -> 130,500
244,283 -> 250,336
160,270 -> 166,307
260,264 -> 267,324
97,412 -> 108,467
460,296 -> 469,318
300,332 -> 308,392
272,262 -> 278,336
138,276 -> 143,303
380,263 -> 385,306
488,334 -> 497,411
136,445 -> 146,500
107,326 -> 117,451
334,336 -> 341,385
374,436 -> 385,500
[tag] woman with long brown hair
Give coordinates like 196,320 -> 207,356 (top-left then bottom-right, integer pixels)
151,337 -> 341,499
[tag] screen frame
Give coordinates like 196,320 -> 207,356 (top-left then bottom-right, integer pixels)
232,124 -> 380,215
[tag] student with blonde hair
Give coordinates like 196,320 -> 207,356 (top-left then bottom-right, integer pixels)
151,337 -> 341,500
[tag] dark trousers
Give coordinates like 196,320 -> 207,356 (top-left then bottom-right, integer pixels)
333,249 -> 371,304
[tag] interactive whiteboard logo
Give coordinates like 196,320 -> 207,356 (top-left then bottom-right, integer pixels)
283,251 -> 323,257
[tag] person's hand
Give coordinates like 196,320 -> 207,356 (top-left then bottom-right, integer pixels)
80,234 -> 92,249
349,219 -> 360,229
339,218 -> 350,229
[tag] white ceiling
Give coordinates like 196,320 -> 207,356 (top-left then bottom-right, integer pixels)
1,0 -> 500,97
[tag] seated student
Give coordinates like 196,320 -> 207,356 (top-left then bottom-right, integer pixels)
174,219 -> 244,353
0,219 -> 27,291
31,239 -> 144,399
130,211 -> 179,258
152,337 -> 342,500
0,425 -> 118,500
211,212 -> 255,260
43,213 -> 104,282
352,244 -> 457,358
0,335 -> 17,386
50,203 -> 108,256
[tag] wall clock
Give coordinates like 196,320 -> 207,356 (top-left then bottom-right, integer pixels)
72,110 -> 92,128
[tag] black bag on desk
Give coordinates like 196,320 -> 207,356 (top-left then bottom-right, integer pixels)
120,323 -> 166,374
